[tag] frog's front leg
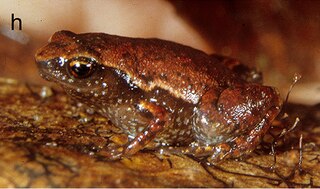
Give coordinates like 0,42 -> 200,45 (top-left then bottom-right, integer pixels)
123,101 -> 168,155
106,100 -> 168,159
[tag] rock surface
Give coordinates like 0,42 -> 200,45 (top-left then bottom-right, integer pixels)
0,78 -> 319,187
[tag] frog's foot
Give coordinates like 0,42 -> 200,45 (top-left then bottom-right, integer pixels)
100,146 -> 124,160
162,109 -> 277,164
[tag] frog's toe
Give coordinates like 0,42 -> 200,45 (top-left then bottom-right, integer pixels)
99,147 -> 124,160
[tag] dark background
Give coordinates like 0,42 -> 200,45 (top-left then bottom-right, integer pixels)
1,0 -> 319,104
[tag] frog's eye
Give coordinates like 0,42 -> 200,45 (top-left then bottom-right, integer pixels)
67,57 -> 96,79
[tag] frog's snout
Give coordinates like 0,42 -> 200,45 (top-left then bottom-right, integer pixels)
35,60 -> 53,81
35,52 -> 63,82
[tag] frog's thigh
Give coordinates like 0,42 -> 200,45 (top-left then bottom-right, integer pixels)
123,100 -> 168,156
192,88 -> 232,144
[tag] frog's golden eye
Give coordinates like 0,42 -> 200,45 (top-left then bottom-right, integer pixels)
68,57 -> 96,79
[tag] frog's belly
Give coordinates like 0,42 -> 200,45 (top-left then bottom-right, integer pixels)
100,103 -> 195,145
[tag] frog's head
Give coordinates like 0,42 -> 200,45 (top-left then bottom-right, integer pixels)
35,31 -> 102,87
35,31 -> 120,101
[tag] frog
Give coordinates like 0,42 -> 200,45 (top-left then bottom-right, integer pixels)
35,30 -> 282,163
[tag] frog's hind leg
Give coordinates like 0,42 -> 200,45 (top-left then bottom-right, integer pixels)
162,115 -> 273,164
178,83 -> 282,164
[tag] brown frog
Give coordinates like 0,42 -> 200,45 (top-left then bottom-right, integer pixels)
35,30 -> 282,163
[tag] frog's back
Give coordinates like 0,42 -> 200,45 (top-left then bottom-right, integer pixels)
88,33 -> 242,103
41,31 -> 242,104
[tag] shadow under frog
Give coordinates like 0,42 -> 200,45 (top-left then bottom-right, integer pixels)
35,31 -> 282,164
